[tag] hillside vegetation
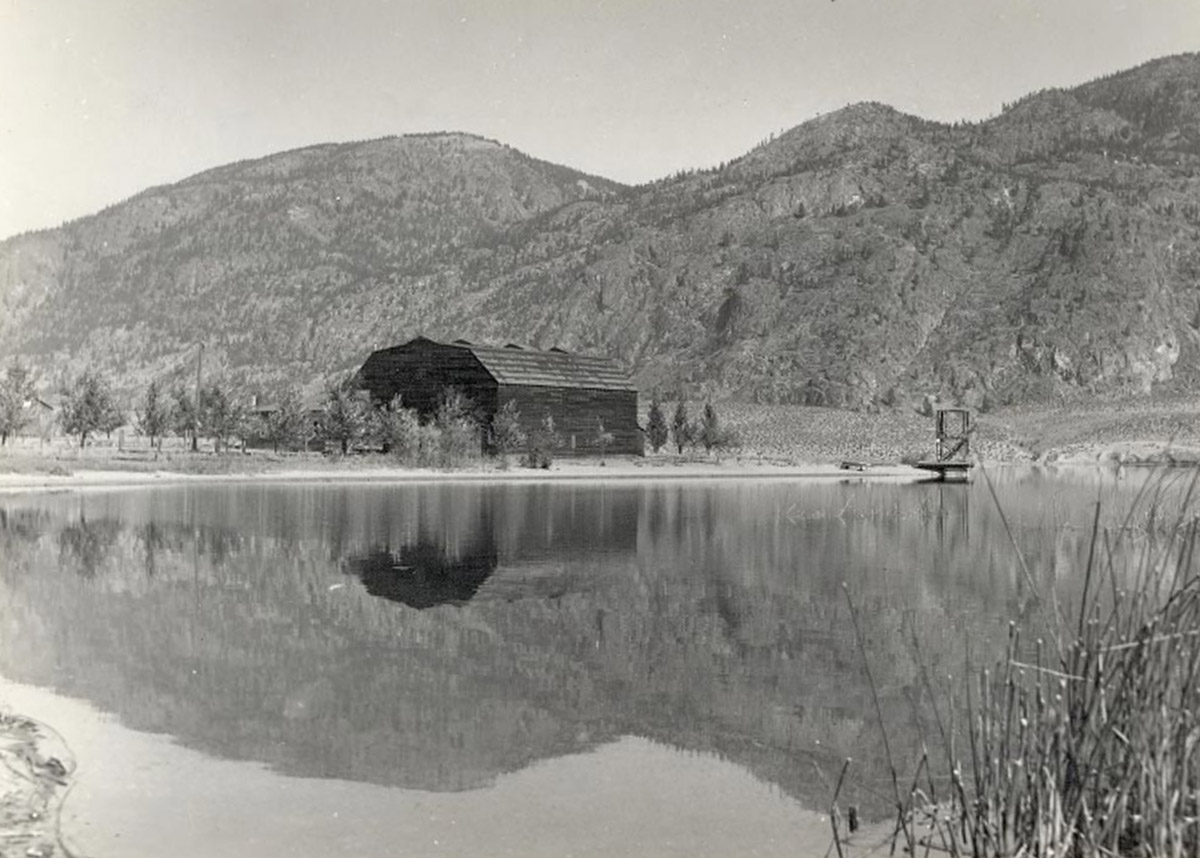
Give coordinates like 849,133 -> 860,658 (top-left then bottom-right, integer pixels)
2,55 -> 1199,412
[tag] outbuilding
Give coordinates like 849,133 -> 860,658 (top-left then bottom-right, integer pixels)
355,336 -> 642,456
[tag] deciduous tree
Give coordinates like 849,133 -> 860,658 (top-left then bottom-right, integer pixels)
671,401 -> 692,454
376,395 -> 423,462
434,387 -> 481,465
171,387 -> 200,451
0,359 -> 34,446
199,382 -> 245,452
646,400 -> 668,453
320,380 -> 372,455
524,412 -> 560,469
489,399 -> 526,457
699,402 -> 720,454
60,371 -> 119,449
135,379 -> 171,453
262,385 -> 309,453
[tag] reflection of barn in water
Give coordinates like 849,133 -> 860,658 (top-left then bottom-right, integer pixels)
342,485 -> 639,609
350,543 -> 499,608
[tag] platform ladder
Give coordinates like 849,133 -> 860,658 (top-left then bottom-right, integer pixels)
916,407 -> 974,482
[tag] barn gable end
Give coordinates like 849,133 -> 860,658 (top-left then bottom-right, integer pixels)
356,337 -> 498,417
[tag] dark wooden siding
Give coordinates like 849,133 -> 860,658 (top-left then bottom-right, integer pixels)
499,386 -> 642,456
357,337 -> 643,456
357,338 -> 498,419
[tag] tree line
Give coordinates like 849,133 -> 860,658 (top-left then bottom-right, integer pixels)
0,362 -> 650,467
1,359 -> 740,463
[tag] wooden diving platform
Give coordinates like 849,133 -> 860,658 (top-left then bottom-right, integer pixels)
913,408 -> 975,482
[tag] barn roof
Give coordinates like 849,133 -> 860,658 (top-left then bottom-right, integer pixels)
453,341 -> 636,391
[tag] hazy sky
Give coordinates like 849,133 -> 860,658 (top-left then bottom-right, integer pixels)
1,0 -> 1197,240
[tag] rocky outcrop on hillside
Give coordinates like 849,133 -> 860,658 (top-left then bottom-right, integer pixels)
1,54 -> 1199,410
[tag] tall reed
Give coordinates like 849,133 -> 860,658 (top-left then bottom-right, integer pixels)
844,467 -> 1200,857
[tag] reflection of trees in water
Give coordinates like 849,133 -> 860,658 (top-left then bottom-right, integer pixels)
0,507 -> 48,543
0,474 -> 1165,815
56,515 -> 123,578
345,543 -> 498,608
0,508 -> 49,574
138,521 -> 169,578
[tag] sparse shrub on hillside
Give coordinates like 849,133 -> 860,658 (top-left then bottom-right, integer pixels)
715,425 -> 742,456
135,379 -> 171,454
60,371 -> 120,449
646,401 -> 669,453
671,402 -> 693,454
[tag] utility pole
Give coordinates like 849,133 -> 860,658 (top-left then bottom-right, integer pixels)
193,343 -> 203,452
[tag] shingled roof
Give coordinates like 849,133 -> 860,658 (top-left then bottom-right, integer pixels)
455,341 -> 636,391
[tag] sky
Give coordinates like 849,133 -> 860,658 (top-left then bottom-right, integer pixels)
0,0 -> 1197,241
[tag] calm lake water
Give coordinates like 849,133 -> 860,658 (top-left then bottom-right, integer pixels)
0,467 -> 1189,857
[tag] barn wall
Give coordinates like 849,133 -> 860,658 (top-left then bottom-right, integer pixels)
499,386 -> 642,456
357,340 -> 498,419
357,339 -> 643,457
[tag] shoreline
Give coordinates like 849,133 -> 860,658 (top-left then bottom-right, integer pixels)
8,394 -> 1200,494
6,438 -> 1191,495
0,457 -> 935,494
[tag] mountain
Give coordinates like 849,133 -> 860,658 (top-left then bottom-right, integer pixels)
2,54 -> 1199,410
0,133 -> 625,392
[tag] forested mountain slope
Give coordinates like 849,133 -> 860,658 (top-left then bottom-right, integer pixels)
2,54 -> 1199,410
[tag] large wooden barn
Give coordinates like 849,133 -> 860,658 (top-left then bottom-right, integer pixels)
355,337 -> 643,456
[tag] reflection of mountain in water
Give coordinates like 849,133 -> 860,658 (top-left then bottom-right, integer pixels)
347,543 -> 499,608
0,473 -> 1165,813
